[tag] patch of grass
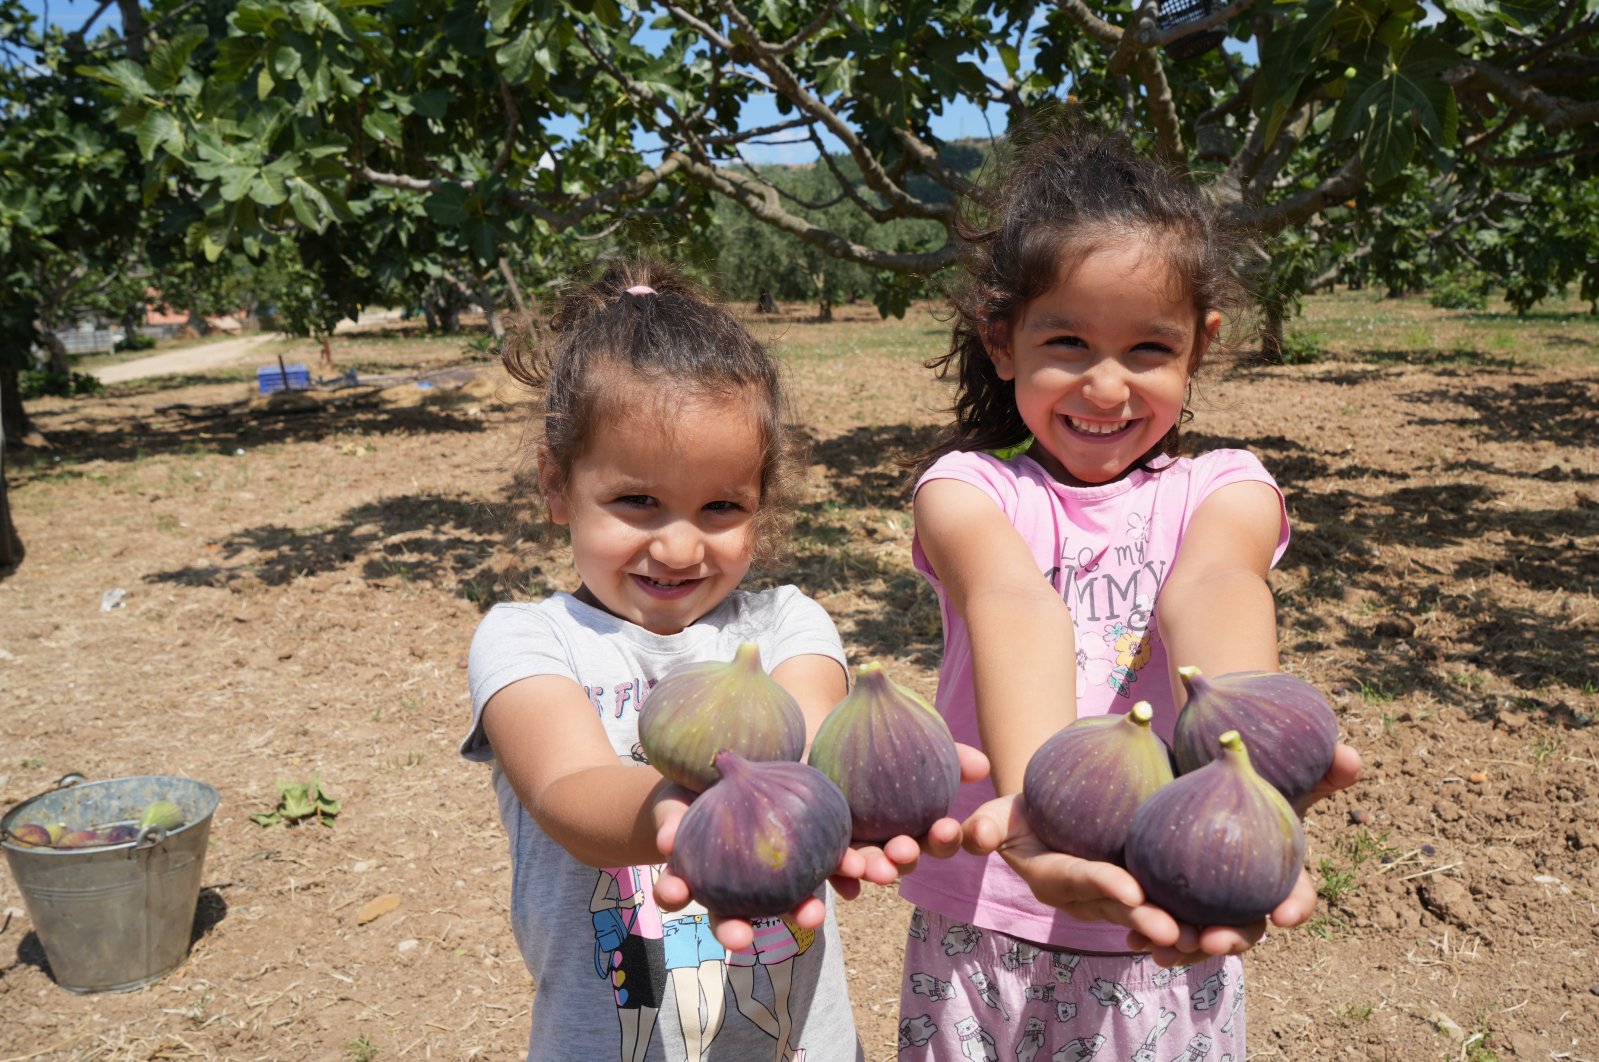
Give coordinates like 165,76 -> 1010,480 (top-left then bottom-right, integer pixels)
1358,679 -> 1400,705
1298,286 -> 1599,370
1316,858 -> 1359,904
1339,1001 -> 1374,1023
345,1033 -> 379,1062
1529,735 -> 1565,771
1303,914 -> 1346,940
1341,828 -> 1395,868
1462,1029 -> 1501,1062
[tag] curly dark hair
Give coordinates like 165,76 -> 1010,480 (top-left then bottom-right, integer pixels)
916,112 -> 1255,477
501,255 -> 806,568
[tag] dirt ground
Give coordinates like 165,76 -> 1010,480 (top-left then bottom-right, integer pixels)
2,302 -> 1596,1061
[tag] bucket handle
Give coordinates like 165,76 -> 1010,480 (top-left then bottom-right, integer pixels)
0,772 -> 88,847
134,825 -> 169,849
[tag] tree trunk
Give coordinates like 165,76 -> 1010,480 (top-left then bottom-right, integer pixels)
499,257 -> 527,316
114,0 -> 148,60
1259,302 -> 1285,364
0,367 -> 26,569
1,365 -> 31,447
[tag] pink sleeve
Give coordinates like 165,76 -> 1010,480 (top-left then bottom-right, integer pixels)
910,451 -> 1021,589
1188,449 -> 1291,566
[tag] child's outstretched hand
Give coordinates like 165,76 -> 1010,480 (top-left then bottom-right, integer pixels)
651,742 -> 991,951
967,741 -> 1364,967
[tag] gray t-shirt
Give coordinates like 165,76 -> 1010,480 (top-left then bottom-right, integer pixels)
462,587 -> 864,1062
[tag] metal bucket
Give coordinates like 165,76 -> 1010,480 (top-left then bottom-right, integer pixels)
1,774 -> 220,993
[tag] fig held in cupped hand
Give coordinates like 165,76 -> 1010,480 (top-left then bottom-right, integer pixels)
670,750 -> 852,919
1022,701 -> 1175,865
638,643 -> 806,793
806,662 -> 961,842
1173,667 -> 1338,804
1125,730 -> 1305,927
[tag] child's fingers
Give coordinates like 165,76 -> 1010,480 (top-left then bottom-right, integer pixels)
1293,742 -> 1362,815
1009,855 -> 1147,918
834,845 -> 867,881
1268,868 -> 1319,928
920,816 -> 964,860
960,795 -> 1017,855
710,918 -> 754,952
789,894 -> 827,930
653,866 -> 690,912
827,873 -> 863,901
839,844 -> 900,886
650,785 -> 695,857
880,833 -> 925,871
955,742 -> 990,784
1195,921 -> 1267,956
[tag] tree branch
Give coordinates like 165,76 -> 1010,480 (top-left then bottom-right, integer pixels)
1239,154 -> 1365,233
698,0 -> 944,220
1445,59 -> 1599,134
764,2 -> 841,56
671,153 -> 959,275
355,154 -> 689,231
1054,0 -> 1122,46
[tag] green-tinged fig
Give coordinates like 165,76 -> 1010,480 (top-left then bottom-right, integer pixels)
1174,667 -> 1338,804
671,750 -> 851,919
639,643 -> 806,793
7,823 -> 51,847
1022,702 -> 1175,865
806,663 -> 960,842
1125,730 -> 1305,927
139,801 -> 184,832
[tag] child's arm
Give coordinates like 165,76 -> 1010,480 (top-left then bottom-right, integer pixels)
918,480 -> 1193,942
1146,480 -> 1362,962
1156,480 -> 1285,677
965,480 -> 1361,963
482,675 -> 686,868
914,478 -> 1078,793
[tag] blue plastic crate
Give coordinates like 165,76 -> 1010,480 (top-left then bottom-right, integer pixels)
257,363 -> 310,395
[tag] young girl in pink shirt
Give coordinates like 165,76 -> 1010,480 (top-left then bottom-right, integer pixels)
897,115 -> 1362,1059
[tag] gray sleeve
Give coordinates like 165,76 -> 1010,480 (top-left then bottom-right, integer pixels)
459,604 -> 577,761
759,586 -> 848,676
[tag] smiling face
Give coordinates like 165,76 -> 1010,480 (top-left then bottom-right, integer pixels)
542,383 -> 765,635
988,239 -> 1220,487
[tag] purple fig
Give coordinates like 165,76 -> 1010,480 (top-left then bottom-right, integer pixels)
638,643 -> 807,793
806,663 -> 960,842
671,750 -> 852,919
103,824 -> 140,845
1173,667 -> 1338,804
57,829 -> 110,848
1125,730 -> 1306,926
6,823 -> 51,847
1022,701 -> 1175,865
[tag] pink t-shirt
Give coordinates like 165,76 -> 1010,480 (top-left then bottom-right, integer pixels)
900,448 -> 1290,952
